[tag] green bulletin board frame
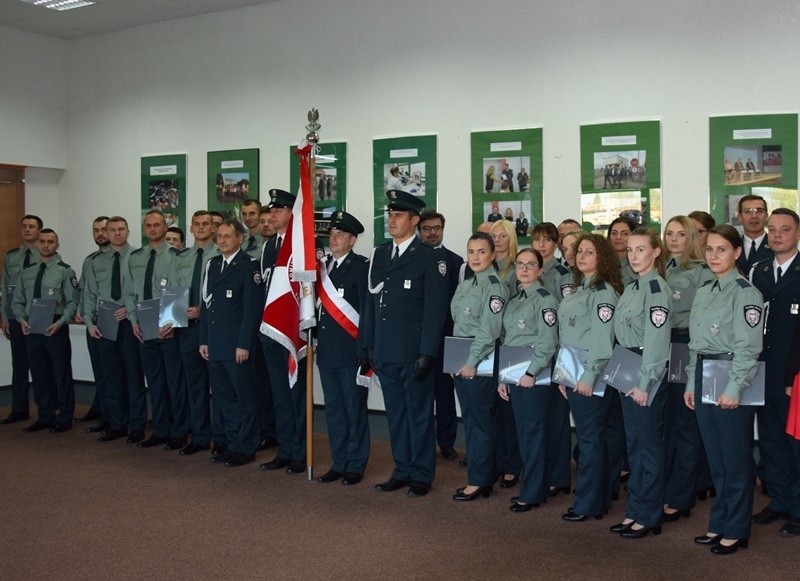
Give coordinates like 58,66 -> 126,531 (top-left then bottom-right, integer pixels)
709,114 -> 798,225
579,120 -> 661,232
290,142 -> 347,241
372,135 -> 437,245
141,154 -> 186,244
470,128 -> 543,240
206,148 -> 260,221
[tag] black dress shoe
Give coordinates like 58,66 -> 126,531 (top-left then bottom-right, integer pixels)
49,423 -> 71,433
210,451 -> 230,463
510,500 -> 538,512
138,435 -> 168,448
0,411 -> 30,425
453,485 -> 491,501
98,429 -> 127,442
548,486 -> 571,497
375,478 -> 410,492
260,456 -> 291,471
286,461 -> 306,474
85,421 -> 109,433
780,518 -> 800,537
694,533 -> 723,546
620,524 -> 662,538
211,443 -> 228,456
179,442 -> 210,456
126,430 -> 145,444
164,437 -> 188,451
317,469 -> 343,483
23,421 -> 54,433
610,520 -> 635,533
408,481 -> 430,497
499,474 -> 519,488
752,506 -> 789,525
662,508 -> 691,522
458,459 -> 467,467
697,486 -> 716,500
257,436 -> 278,451
710,538 -> 748,555
341,473 -> 363,485
75,410 -> 100,423
225,452 -> 255,467
440,447 -> 458,460
562,510 -> 603,522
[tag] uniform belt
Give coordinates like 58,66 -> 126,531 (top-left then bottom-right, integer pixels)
625,346 -> 644,354
697,353 -> 733,361
188,319 -> 199,327
671,327 -> 688,337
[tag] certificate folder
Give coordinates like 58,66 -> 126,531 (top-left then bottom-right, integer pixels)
159,286 -> 189,328
136,299 -> 161,342
497,345 -> 552,385
552,344 -> 606,396
601,345 -> 666,406
97,299 -> 123,340
28,298 -> 57,335
668,342 -> 689,384
700,359 -> 766,406
442,336 -> 494,376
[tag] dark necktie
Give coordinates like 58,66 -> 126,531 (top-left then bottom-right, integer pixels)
33,263 -> 46,299
668,258 -> 676,269
190,247 -> 203,306
777,266 -> 783,283
633,280 -> 639,290
520,290 -> 527,299
472,276 -> 478,286
143,249 -> 156,300
23,248 -> 32,269
221,259 -> 228,274
392,246 -> 399,263
275,236 -> 283,257
750,240 -> 756,261
712,281 -> 720,291
330,259 -> 338,274
111,251 -> 121,301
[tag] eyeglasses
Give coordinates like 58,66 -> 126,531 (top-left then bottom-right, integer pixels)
420,225 -> 442,233
741,208 -> 766,215
514,261 -> 539,271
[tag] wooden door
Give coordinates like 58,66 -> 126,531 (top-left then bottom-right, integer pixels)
0,165 -> 26,281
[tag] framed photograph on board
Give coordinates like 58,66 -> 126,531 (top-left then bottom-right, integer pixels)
290,142 -> 347,240
207,148 -> 260,221
141,154 -> 186,245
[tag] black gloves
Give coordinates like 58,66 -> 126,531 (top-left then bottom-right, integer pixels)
359,349 -> 374,374
413,354 -> 435,381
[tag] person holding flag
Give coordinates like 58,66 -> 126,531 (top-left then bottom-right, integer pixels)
315,211 -> 370,485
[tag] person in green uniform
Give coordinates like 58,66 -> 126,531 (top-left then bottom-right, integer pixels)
685,224 -> 763,555
610,228 -> 672,538
559,229 -> 587,270
608,217 -> 637,286
662,215 -> 715,521
498,248 -> 559,511
12,229 -> 78,432
451,232 -> 508,501
558,234 -> 623,521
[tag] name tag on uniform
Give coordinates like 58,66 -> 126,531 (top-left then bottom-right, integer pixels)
160,278 -> 167,288
337,288 -> 344,297
792,304 -> 799,315
226,290 -> 233,298
404,279 -> 411,289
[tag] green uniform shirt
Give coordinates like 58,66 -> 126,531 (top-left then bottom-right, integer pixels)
172,242 -> 220,306
125,241 -> 175,324
76,248 -> 108,318
620,256 -> 636,286
2,245 -> 39,320
685,270 -> 764,399
557,275 -> 619,385
450,268 -> 508,368
82,243 -> 133,325
501,281 -> 559,377
243,232 -> 263,260
12,256 -> 78,326
540,258 -> 574,303
665,258 -> 714,330
495,257 -> 518,295
613,270 -> 672,393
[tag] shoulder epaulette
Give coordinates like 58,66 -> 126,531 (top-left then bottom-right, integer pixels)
488,275 -> 500,284
24,262 -> 38,270
735,278 -> 752,289
89,250 -> 104,259
649,279 -> 661,293
169,247 -> 183,255
248,256 -> 258,262
536,287 -> 549,297
701,263 -> 709,269
6,247 -> 20,256
176,247 -> 190,256
555,264 -> 569,275
58,261 -> 71,269
131,247 -> 144,255
595,282 -> 607,291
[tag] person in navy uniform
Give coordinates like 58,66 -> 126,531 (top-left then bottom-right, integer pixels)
360,190 -> 449,497
418,209 -> 464,460
749,208 -> 800,529
315,211 -> 370,485
735,194 -> 772,275
199,220 -> 263,467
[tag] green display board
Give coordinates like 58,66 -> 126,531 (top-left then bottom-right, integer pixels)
206,148 -> 260,221
709,114 -> 798,225
290,142 -> 347,240
372,135 -> 437,245
579,120 -> 661,233
141,154 -> 187,244
470,128 -> 543,240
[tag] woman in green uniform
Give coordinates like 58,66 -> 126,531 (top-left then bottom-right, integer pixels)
497,248 -> 559,512
685,224 -> 763,554
608,217 -> 637,285
558,234 -> 623,521
610,228 -> 672,538
451,232 -> 509,501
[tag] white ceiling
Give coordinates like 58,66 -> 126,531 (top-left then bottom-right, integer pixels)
0,0 -> 278,39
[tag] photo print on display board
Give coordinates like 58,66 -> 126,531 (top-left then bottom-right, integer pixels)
206,149 -> 260,223
289,141 -> 348,238
141,154 -> 186,244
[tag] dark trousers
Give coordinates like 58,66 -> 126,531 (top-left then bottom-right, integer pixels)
260,335 -> 306,462
495,396 -> 522,475
208,358 -> 258,456
138,336 -> 187,439
663,381 -> 703,510
25,325 -> 74,426
546,384 -> 572,488
620,380 -> 668,527
605,389 -> 627,497
249,339 -> 276,439
694,367 -> 755,539
375,360 -> 436,484
568,387 -> 613,516
756,394 -> 793,513
510,383 -> 552,504
454,376 -> 497,486
98,319 -> 146,432
319,365 -> 370,475
8,319 -> 31,414
85,329 -> 109,421
790,437 -> 800,519
177,325 -> 211,446
432,357 -> 457,449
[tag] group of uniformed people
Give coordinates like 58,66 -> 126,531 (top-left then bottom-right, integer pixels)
2,191 -> 800,554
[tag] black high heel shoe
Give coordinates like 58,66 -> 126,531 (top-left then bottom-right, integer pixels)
499,474 -> 519,488
662,508 -> 691,522
620,523 -> 662,538
710,538 -> 748,555
562,509 -> 603,522
694,533 -> 723,546
509,500 -> 539,512
696,486 -> 716,501
548,486 -> 571,497
453,485 -> 492,501
610,520 -> 635,533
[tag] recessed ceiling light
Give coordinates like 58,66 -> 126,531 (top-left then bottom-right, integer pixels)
20,0 -> 96,11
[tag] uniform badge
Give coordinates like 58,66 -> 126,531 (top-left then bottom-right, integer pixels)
226,290 -> 233,298
517,319 -> 526,330
404,279 -> 411,289
672,290 -> 681,300
568,316 -> 576,327
254,273 -> 261,284
650,306 -> 668,328
464,307 -> 471,317
160,278 -> 167,288
542,308 -> 557,327
389,191 -> 397,200
48,288 -> 55,296
437,260 -> 447,277
624,316 -> 631,327
338,288 -> 344,297
70,275 -> 79,289
597,303 -> 614,323
489,295 -> 505,314
792,304 -> 799,315
744,305 -> 762,327
710,324 -> 720,335
561,284 -> 574,297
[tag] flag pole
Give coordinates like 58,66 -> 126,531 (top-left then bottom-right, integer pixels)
305,109 -> 321,481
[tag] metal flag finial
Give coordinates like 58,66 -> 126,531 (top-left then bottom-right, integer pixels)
306,108 -> 321,144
